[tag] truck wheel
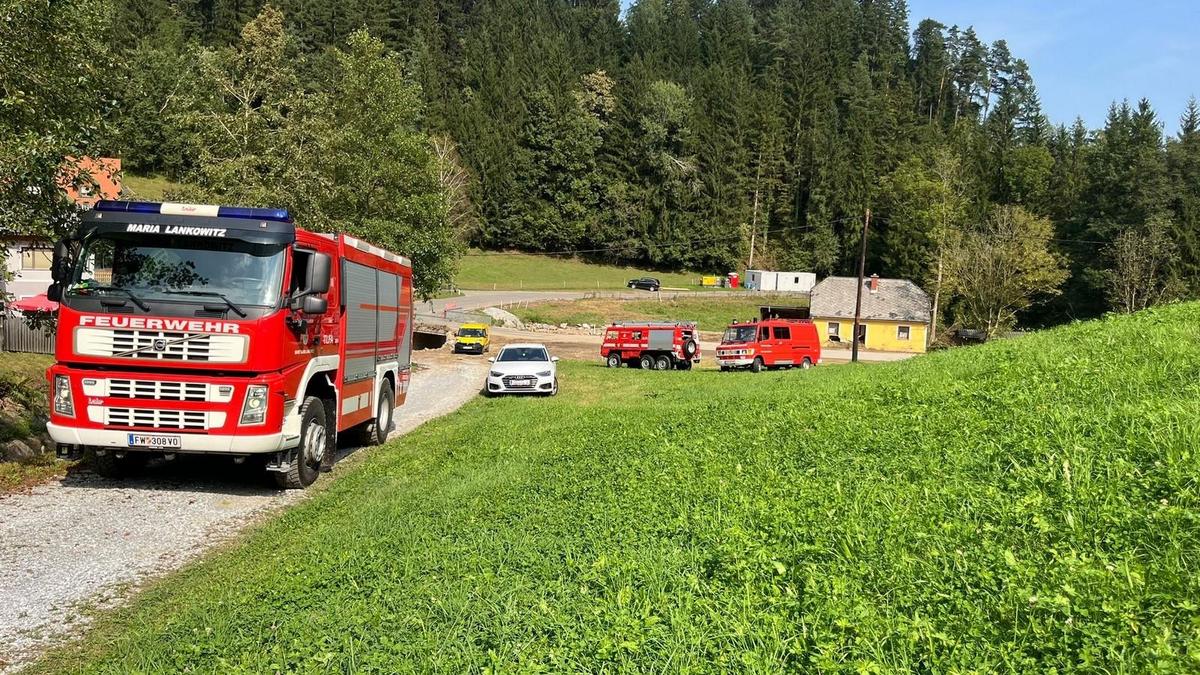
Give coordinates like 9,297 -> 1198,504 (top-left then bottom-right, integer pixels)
719,365 -> 730,372
90,450 -> 145,479
655,355 -> 672,371
639,354 -> 654,370
682,339 -> 698,358
801,357 -> 813,369
750,357 -> 765,373
606,353 -> 622,368
358,384 -> 395,447
275,396 -> 325,489
675,360 -> 693,371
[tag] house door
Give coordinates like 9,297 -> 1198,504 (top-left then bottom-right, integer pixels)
856,324 -> 867,346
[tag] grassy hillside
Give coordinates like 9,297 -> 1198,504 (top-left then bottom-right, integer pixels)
512,294 -> 808,330
120,174 -> 187,201
455,250 -> 725,290
35,304 -> 1200,672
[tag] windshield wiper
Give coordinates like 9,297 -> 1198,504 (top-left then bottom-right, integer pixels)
74,285 -> 151,312
161,290 -> 247,318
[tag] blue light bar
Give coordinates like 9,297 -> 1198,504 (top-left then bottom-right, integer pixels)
91,200 -> 291,222
217,205 -> 291,222
94,200 -> 161,214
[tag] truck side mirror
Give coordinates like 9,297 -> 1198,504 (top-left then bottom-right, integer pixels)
46,283 -> 62,302
51,240 -> 71,283
301,295 -> 327,314
307,253 -> 331,294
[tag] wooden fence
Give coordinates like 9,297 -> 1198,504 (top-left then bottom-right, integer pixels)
2,315 -> 55,354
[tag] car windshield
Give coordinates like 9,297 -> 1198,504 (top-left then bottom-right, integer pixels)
497,347 -> 549,362
458,328 -> 486,337
68,232 -> 287,307
723,326 -> 758,343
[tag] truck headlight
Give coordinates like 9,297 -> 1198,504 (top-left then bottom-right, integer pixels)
240,385 -> 269,425
53,375 -> 74,417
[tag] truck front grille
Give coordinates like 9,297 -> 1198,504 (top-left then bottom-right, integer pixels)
108,379 -> 209,401
104,407 -> 210,430
75,328 -> 248,363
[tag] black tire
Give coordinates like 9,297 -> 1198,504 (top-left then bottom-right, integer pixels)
549,378 -> 559,396
655,355 -> 672,371
750,357 -> 765,373
640,354 -> 654,370
90,450 -> 145,479
801,357 -> 813,369
359,383 -> 395,447
682,339 -> 698,358
275,396 -> 326,489
719,365 -> 730,372
675,360 -> 693,371
606,353 -> 622,368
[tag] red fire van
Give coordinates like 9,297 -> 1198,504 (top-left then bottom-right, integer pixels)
715,319 -> 820,372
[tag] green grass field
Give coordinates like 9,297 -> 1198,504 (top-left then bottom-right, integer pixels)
33,304 -> 1200,672
455,250 -> 727,290
511,294 -> 808,330
119,173 -> 187,201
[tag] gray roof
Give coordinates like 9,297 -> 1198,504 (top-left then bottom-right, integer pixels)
810,276 -> 931,323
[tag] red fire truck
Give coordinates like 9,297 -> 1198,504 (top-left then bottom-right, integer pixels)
600,322 -> 701,370
44,200 -> 413,488
715,318 -> 820,372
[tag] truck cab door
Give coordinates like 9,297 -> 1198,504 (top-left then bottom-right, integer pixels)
756,325 -> 773,363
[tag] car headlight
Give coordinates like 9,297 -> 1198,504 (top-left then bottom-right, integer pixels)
240,385 -> 269,425
536,370 -> 552,377
53,375 -> 74,417
490,371 -> 503,378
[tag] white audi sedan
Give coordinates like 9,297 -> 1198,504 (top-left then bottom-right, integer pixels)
485,344 -> 559,396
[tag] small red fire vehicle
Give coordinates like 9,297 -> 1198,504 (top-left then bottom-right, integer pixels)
715,318 -> 820,372
44,200 -> 413,488
600,322 -> 701,370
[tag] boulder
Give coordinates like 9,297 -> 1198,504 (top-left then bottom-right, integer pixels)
2,439 -> 35,462
481,307 -> 524,329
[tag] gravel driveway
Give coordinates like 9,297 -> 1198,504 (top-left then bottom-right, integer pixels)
0,355 -> 487,672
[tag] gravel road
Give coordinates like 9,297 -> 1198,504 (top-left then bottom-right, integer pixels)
0,355 -> 487,672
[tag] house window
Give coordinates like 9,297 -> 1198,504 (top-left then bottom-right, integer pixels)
856,324 -> 866,343
897,325 -> 911,341
794,276 -> 800,284
773,326 -> 791,340
21,248 -> 52,271
827,322 -> 840,337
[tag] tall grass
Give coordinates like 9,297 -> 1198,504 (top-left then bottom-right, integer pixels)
34,304 -> 1200,672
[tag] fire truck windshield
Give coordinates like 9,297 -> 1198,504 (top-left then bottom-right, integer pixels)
722,326 -> 758,343
68,233 -> 287,308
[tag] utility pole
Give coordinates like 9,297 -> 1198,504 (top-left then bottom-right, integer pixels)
747,160 -> 762,270
851,209 -> 870,363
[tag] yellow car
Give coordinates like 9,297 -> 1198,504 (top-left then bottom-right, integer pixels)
453,323 -> 491,354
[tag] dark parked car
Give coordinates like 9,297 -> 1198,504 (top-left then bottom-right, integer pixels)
627,277 -> 661,292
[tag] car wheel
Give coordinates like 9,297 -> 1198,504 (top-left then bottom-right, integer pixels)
655,355 -> 672,371
550,378 -> 559,396
750,357 -> 765,373
275,396 -> 325,489
639,354 -> 654,370
606,353 -> 622,368
801,357 -> 813,369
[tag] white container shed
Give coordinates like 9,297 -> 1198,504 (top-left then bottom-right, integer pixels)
745,270 -> 816,293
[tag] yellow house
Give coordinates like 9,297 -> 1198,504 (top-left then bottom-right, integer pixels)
810,274 -> 931,354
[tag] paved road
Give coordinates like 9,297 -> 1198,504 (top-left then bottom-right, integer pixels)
0,355 -> 488,673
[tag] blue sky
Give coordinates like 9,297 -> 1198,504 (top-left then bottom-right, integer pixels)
619,0 -> 1199,134
908,0 -> 1199,134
